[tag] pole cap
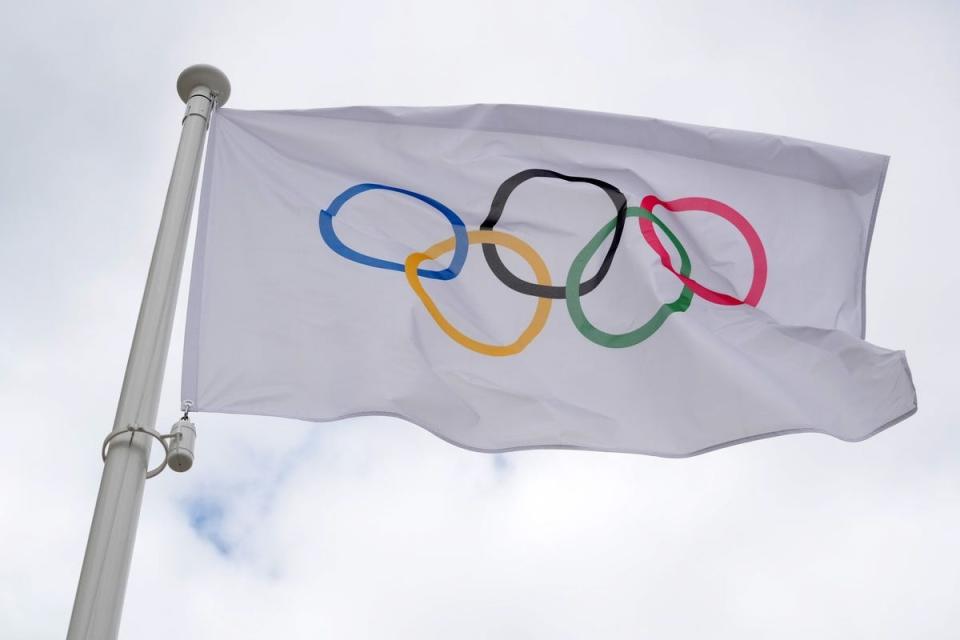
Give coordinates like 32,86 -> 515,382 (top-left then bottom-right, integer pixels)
177,64 -> 231,105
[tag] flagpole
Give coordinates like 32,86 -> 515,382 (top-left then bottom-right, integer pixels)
66,64 -> 230,640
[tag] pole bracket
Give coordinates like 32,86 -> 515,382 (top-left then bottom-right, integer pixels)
101,425 -> 180,479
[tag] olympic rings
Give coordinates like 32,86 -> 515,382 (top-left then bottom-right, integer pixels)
480,169 -> 627,299
319,183 -> 468,280
405,230 -> 552,357
638,195 -> 767,306
567,207 -> 693,348
317,172 -> 768,356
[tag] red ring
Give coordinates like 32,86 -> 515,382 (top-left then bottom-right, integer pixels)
638,195 -> 767,307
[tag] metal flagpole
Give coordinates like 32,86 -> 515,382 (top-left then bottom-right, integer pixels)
67,64 -> 230,640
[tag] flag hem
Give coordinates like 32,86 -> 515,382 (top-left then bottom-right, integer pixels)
858,155 -> 890,339
180,109 -> 220,409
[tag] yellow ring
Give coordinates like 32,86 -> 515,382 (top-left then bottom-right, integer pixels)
405,230 -> 553,356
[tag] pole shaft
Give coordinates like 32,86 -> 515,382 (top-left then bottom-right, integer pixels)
67,84 -> 217,640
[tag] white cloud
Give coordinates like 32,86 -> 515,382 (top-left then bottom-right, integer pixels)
1,0 -> 958,638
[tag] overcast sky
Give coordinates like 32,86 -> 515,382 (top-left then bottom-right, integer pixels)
2,1 -> 958,638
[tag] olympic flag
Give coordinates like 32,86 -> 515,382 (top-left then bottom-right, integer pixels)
182,105 -> 916,456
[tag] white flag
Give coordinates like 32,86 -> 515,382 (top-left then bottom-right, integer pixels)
182,105 -> 915,456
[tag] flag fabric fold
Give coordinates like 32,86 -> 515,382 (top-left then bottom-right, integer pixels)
182,104 -> 915,456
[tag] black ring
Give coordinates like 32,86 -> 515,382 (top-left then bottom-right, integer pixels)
479,169 -> 628,299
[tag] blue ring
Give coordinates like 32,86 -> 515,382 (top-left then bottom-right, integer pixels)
319,183 -> 468,280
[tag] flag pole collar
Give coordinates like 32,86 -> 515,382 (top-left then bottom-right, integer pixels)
177,64 -> 231,106
101,425 -> 179,479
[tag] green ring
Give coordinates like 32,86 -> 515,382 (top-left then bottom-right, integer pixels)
565,207 -> 693,348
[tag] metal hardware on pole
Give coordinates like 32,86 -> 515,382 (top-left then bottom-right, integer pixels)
66,64 -> 230,640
